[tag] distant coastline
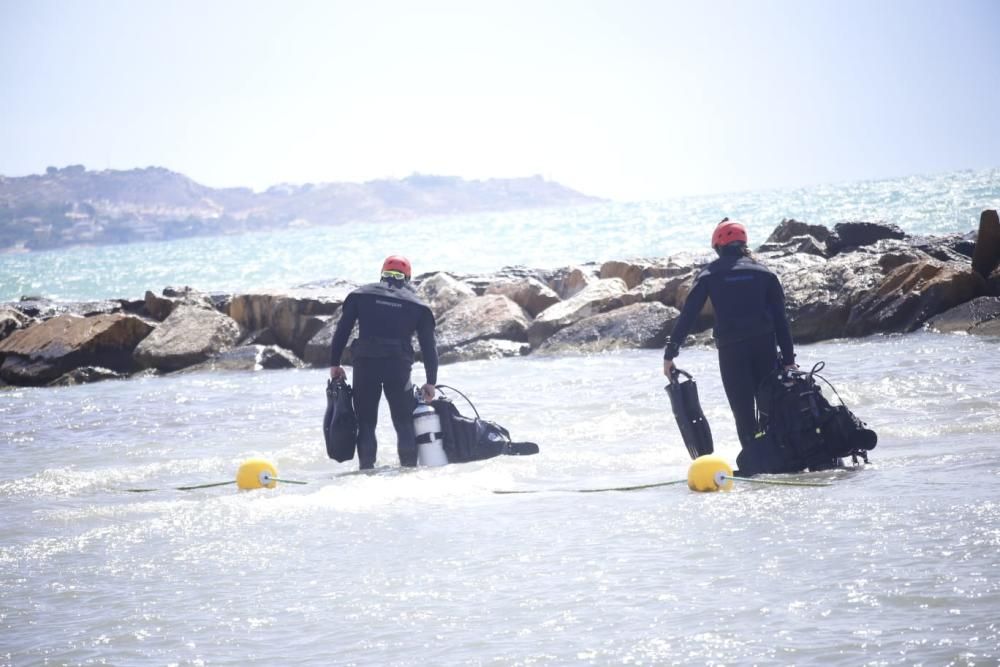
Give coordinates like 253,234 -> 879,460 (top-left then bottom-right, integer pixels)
0,166 -> 600,253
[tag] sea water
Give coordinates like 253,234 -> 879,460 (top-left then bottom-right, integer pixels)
2,168 -> 1000,665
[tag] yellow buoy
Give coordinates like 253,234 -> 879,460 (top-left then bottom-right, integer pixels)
687,454 -> 734,492
236,458 -> 278,490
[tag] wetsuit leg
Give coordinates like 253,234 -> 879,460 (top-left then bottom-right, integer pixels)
718,334 -> 778,448
381,359 -> 417,467
352,357 -> 382,469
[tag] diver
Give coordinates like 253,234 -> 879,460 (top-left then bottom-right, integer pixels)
330,256 -> 438,469
662,219 -> 797,454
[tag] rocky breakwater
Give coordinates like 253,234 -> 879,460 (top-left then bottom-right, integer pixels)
2,213 -> 999,388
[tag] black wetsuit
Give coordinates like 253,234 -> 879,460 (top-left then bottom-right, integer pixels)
330,280 -> 438,468
664,248 -> 795,449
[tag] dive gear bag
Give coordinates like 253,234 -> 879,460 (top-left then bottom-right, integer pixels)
736,362 -> 877,475
429,385 -> 540,463
323,379 -> 359,462
665,367 -> 714,460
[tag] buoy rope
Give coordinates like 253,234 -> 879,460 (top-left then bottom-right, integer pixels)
494,479 -> 689,494
124,478 -> 309,493
722,474 -> 831,488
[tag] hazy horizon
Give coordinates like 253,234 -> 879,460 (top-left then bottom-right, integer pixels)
4,162 -> 997,205
2,0 -> 999,201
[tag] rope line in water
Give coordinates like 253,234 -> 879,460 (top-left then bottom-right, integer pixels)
124,478 -> 309,493
494,474 -> 833,494
494,479 -> 689,494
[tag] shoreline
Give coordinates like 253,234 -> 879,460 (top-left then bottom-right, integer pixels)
1,216 -> 998,388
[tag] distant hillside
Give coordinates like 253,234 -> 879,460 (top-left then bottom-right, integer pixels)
0,165 -> 600,251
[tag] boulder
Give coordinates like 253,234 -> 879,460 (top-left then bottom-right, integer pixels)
765,241 -> 935,342
845,260 -> 986,337
133,305 -> 243,371
1,307 -> 32,344
416,272 -> 477,318
756,235 -> 827,257
143,288 -> 215,321
926,297 -> 1000,334
13,298 -> 122,320
626,270 -> 699,308
672,272 -> 714,332
527,278 -> 629,347
536,302 -> 678,355
438,339 -> 530,365
436,295 -> 531,352
600,260 -> 649,289
908,232 -> 979,264
240,328 -> 279,346
827,221 -> 906,255
971,318 -> 1000,336
228,285 -> 353,357
181,344 -> 302,372
49,366 -> 126,386
765,219 -> 832,244
0,313 -> 154,386
457,266 -> 550,296
484,278 -> 560,317
971,209 -> 1000,280
302,315 -> 351,368
545,265 -> 600,299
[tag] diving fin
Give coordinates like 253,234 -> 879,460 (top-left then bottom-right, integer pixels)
665,367 -> 714,460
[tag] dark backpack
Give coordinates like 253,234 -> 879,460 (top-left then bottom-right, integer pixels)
323,379 -> 358,462
737,362 -> 877,476
430,385 -> 539,463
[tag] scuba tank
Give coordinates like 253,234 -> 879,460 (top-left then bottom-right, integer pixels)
413,402 -> 448,467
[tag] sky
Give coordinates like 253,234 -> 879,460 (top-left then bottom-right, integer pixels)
1,0 -> 998,201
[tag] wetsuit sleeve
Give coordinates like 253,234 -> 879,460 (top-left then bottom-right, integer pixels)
766,275 -> 795,365
329,295 -> 359,366
664,273 -> 709,360
416,308 -> 438,385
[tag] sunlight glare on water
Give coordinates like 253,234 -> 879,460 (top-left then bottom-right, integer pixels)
2,333 -> 999,665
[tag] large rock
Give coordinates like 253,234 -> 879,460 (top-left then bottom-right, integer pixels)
436,295 -> 531,352
133,305 -> 243,371
971,209 -> 1000,280
757,235 -> 827,257
438,339 -> 530,364
49,366 -> 126,386
764,240 -> 933,342
180,345 -> 302,372
484,278 -> 560,317
0,313 -> 154,385
527,278 -> 629,347
845,260 -> 986,337
12,298 -> 123,320
228,284 -> 354,357
457,266 -> 550,296
827,221 -> 906,255
765,219 -> 832,244
416,272 -> 477,318
908,232 -> 978,264
302,314 -> 350,368
623,273 -> 694,308
545,265 -> 600,299
536,302 -> 678,355
143,288 -> 216,321
926,297 -> 1000,334
1,307 -> 32,344
600,260 -> 648,290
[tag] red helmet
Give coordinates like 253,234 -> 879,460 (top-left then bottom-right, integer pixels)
381,255 -> 412,280
711,218 -> 748,249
